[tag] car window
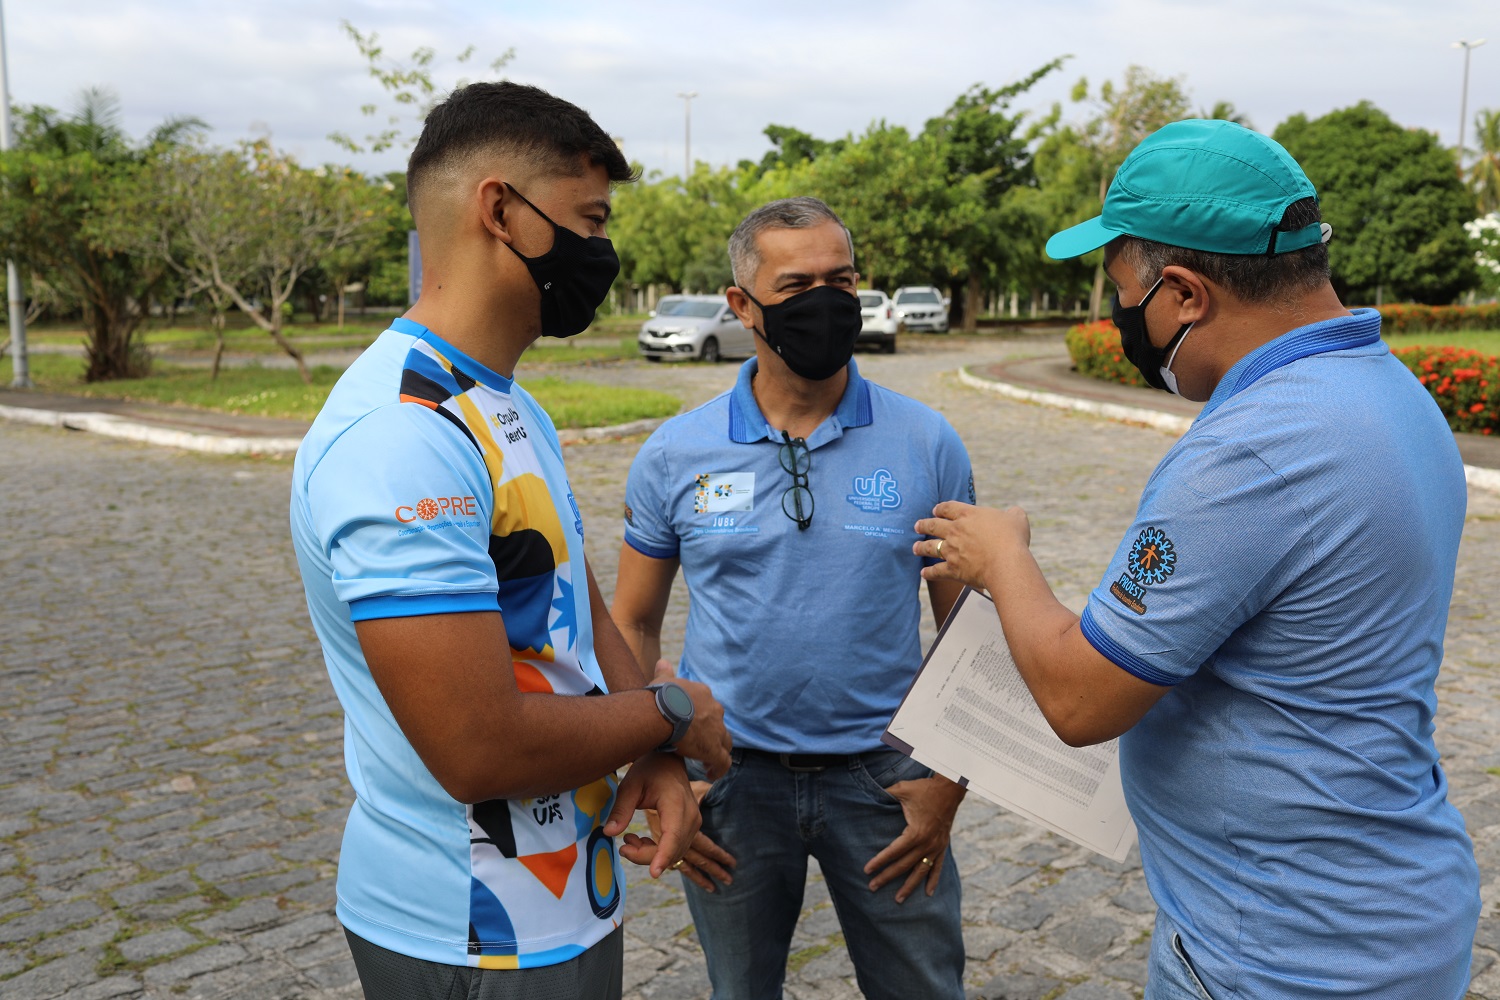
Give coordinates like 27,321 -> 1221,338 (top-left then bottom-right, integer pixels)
858,293 -> 884,308
669,301 -> 722,318
655,298 -> 688,316
896,290 -> 940,304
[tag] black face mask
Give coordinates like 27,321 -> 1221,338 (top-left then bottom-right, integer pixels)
1110,277 -> 1195,395
504,187 -> 620,338
741,285 -> 862,381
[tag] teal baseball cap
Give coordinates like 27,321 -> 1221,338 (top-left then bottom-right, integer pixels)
1045,119 -> 1324,260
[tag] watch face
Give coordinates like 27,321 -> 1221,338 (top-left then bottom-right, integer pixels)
661,683 -> 693,718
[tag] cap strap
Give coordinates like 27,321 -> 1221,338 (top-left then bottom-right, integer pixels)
1265,221 -> 1324,256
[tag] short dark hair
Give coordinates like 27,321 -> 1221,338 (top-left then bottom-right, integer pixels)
407,81 -> 636,216
1120,197 -> 1330,303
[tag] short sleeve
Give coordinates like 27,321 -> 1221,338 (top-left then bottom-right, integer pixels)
1079,434 -> 1315,686
926,417 -> 976,566
622,432 -> 680,560
305,404 -> 498,621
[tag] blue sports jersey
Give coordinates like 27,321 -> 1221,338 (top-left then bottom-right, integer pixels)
1080,309 -> 1480,998
622,358 -> 974,754
290,318 -> 623,969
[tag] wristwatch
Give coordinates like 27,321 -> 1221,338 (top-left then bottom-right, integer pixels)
645,682 -> 694,752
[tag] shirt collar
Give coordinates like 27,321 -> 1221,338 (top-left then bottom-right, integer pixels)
389,317 -> 514,392
727,357 -> 873,446
1198,307 -> 1383,419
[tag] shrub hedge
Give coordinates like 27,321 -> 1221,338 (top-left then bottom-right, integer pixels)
1064,320 -> 1148,389
1374,303 -> 1500,334
1064,319 -> 1500,435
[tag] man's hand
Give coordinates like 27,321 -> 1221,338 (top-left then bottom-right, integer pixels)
645,780 -> 738,893
652,660 -> 732,780
604,752 -> 700,879
863,774 -> 967,903
914,501 -> 1031,593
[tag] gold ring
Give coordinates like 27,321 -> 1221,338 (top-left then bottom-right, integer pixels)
920,856 -> 934,867
935,539 -> 944,557
671,859 -> 686,870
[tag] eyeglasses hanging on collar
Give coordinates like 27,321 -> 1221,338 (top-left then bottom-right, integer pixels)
778,431 -> 813,530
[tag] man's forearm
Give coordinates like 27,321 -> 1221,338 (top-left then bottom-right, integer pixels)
982,540 -> 1087,727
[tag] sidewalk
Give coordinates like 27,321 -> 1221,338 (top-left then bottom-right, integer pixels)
0,385 -> 668,456
966,353 -> 1500,488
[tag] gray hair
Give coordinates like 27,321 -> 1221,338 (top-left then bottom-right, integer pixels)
728,196 -> 855,289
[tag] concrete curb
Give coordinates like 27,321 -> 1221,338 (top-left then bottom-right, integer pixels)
0,403 -> 670,457
958,366 -> 1500,496
0,404 -> 305,456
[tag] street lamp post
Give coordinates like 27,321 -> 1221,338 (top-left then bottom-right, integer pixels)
676,91 -> 697,181
1454,38 -> 1488,167
0,0 -> 29,388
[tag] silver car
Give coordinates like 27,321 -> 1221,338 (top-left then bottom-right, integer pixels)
638,295 -> 752,363
892,286 -> 950,333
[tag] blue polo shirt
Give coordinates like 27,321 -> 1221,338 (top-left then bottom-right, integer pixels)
1080,309 -> 1479,998
623,358 -> 974,754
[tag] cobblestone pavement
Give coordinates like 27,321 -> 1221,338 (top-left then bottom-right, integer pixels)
4,336 -> 1498,999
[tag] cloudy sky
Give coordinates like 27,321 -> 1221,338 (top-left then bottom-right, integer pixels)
8,0 -> 1497,179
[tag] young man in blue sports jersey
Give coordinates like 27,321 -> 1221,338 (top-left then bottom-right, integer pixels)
919,120 -> 1480,998
611,197 -> 973,1000
290,82 -> 731,1000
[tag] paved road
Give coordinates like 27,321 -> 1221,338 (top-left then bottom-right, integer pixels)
4,337 -> 1498,999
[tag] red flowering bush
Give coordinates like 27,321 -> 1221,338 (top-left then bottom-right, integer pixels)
1068,319 -> 1500,435
1391,345 -> 1500,435
1376,303 -> 1500,335
1065,320 -> 1147,388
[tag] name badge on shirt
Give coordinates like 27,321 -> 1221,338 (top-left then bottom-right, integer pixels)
693,472 -> 755,513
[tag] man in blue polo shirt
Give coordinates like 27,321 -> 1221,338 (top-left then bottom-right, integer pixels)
611,197 -> 973,999
917,120 -> 1480,998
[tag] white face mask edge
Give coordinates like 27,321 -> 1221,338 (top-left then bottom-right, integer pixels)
1158,322 -> 1196,396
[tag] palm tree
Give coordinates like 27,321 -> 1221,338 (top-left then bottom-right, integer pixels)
1199,101 -> 1254,130
1469,108 -> 1500,215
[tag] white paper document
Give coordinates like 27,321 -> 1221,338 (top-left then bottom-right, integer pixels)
883,588 -> 1137,862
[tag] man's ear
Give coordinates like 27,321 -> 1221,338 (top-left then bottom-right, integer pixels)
1160,265 -> 1210,326
476,178 -> 514,243
726,286 -> 756,331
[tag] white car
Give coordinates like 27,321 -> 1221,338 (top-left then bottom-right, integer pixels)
892,286 -> 950,333
857,290 -> 898,353
637,295 -> 752,363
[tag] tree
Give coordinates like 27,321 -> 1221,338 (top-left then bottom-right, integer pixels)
331,21 -> 514,155
1468,108 -> 1500,216
107,142 -> 392,382
1275,102 -> 1479,304
921,60 -> 1066,329
1466,214 -> 1500,299
0,88 -> 204,380
1065,67 -> 1192,319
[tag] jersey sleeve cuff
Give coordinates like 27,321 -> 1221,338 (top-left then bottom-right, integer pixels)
1079,606 -> 1179,688
349,592 -> 498,622
624,533 -> 679,560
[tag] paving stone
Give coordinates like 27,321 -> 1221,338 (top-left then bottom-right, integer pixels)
140,943 -> 248,991
0,950 -> 102,999
1048,915 -> 1123,961
970,968 -> 1066,1000
1055,983 -> 1135,1000
118,927 -> 200,963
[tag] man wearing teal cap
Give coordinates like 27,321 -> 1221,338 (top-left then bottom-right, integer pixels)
915,119 -> 1480,998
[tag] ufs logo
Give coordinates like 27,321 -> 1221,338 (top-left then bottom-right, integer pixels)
846,468 -> 901,514
1109,526 -> 1176,615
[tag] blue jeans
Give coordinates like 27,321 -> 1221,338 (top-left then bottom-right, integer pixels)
682,749 -> 964,1000
1146,910 -> 1217,1000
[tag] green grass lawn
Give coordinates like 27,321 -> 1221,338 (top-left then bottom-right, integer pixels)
24,314 -> 648,363
2,351 -> 679,428
1383,331 -> 1500,355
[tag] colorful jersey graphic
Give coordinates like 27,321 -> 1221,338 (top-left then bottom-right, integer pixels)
291,319 -> 621,968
